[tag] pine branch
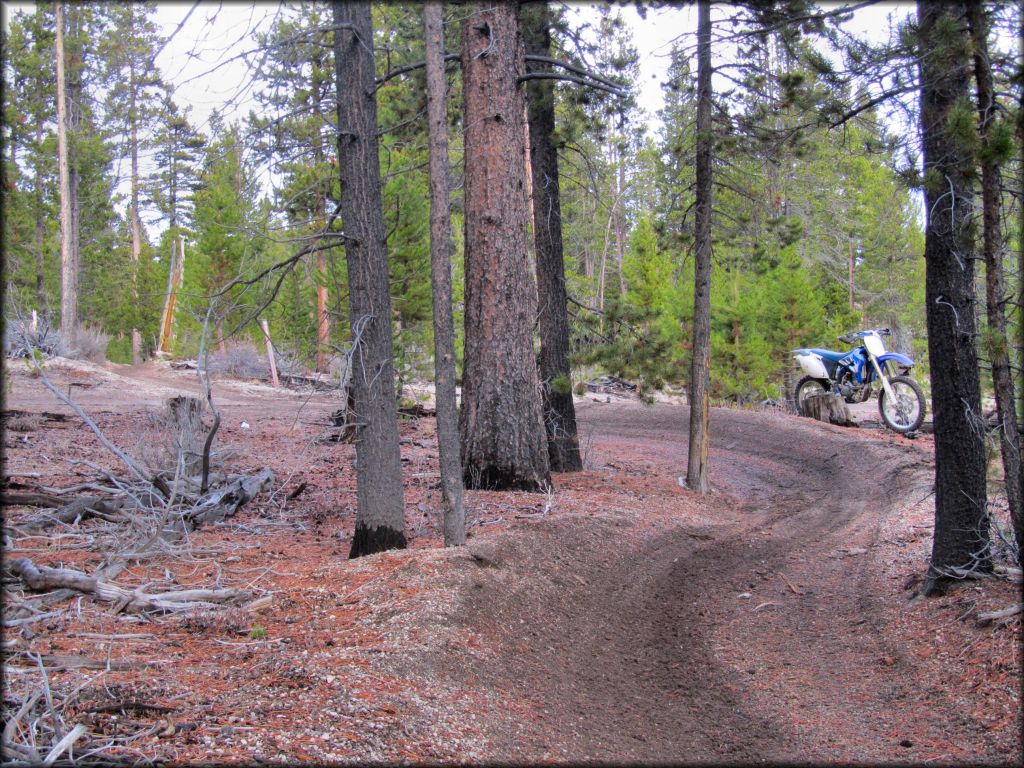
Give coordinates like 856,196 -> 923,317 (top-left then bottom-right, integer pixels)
517,72 -> 625,96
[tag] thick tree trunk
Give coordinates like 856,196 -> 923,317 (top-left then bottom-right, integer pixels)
424,1 -> 465,546
522,3 -> 583,474
800,392 -> 855,427
969,3 -> 1023,570
918,1 -> 990,593
334,2 -> 407,556
686,0 -> 713,495
459,2 -> 551,492
55,2 -> 77,333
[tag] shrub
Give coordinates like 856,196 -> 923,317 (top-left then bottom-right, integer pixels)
65,324 -> 110,363
207,342 -> 270,380
4,314 -> 69,359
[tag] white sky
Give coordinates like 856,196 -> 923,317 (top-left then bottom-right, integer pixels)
4,1 -> 913,138
3,1 -> 916,237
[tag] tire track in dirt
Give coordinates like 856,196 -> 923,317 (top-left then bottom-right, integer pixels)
452,402 -> 936,762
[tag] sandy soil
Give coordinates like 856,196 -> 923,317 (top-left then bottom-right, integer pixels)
2,358 -> 1020,764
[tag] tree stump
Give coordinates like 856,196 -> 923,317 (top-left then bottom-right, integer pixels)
800,392 -> 856,427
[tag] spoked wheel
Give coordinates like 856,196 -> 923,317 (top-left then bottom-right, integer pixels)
878,375 -> 926,433
793,376 -> 829,414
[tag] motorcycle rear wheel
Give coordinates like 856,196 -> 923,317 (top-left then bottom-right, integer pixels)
878,374 -> 926,433
793,376 -> 829,413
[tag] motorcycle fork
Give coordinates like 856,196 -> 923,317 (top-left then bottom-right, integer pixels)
870,356 -> 897,405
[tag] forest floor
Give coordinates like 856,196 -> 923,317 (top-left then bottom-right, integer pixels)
2,357 -> 1021,765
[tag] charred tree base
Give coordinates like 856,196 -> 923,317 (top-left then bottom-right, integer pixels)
348,522 -> 408,558
463,465 -> 550,493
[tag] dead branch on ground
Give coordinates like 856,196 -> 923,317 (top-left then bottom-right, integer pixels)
5,558 -> 253,615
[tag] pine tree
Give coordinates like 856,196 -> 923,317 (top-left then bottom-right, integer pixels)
459,2 -> 551,491
187,124 -> 263,352
522,0 -> 583,473
424,0 -> 465,547
99,1 -> 164,280
334,1 -> 408,556
917,2 -> 990,593
251,3 -> 337,372
3,7 -> 58,316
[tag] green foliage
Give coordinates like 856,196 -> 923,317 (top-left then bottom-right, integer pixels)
180,124 -> 266,352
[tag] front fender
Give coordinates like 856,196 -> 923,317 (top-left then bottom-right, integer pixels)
877,352 -> 914,368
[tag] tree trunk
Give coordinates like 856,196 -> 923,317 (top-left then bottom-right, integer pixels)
918,1 -> 990,593
129,55 -> 142,272
158,235 -> 183,354
55,2 -> 77,334
315,246 -> 330,373
800,392 -> 855,427
615,152 -> 627,297
522,3 -> 583,474
313,100 -> 331,375
968,3 -> 1023,570
33,109 -> 46,315
459,2 -> 551,492
686,0 -> 713,495
424,1 -> 465,547
334,1 -> 407,556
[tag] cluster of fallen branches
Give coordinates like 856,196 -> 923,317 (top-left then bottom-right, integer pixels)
3,655 -> 92,765
1,648 -> 166,765
4,334 -> 276,623
2,409 -> 273,621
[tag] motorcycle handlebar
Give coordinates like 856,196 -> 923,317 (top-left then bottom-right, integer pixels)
838,327 -> 892,343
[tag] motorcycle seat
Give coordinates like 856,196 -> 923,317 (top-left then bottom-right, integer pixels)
805,348 -> 849,363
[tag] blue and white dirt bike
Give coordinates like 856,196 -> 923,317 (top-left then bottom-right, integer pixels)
791,328 -> 926,434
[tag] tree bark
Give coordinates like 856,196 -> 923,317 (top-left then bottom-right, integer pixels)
33,105 -> 46,315
459,3 -> 551,492
918,1 -> 990,593
129,51 -> 142,272
686,0 -> 713,495
313,93 -> 331,375
334,1 -> 408,556
522,3 -> 583,474
800,392 -> 855,427
968,3 -> 1023,570
315,247 -> 330,373
424,1 -> 465,546
55,2 -> 77,333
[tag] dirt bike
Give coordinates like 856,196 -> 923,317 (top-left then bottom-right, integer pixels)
791,328 -> 926,433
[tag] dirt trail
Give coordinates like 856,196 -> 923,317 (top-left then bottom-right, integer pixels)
4,360 -> 1017,764
445,402 -> 958,763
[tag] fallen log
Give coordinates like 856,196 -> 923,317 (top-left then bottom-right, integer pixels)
184,467 -> 274,528
5,557 -> 251,615
1,491 -> 67,509
800,392 -> 856,427
23,496 -> 127,529
976,603 -> 1023,626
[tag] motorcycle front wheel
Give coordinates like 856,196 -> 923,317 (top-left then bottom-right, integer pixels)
878,374 -> 926,433
793,376 -> 829,413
